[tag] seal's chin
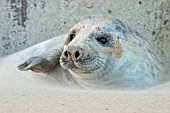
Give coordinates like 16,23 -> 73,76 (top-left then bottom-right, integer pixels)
69,68 -> 94,74
68,64 -> 102,74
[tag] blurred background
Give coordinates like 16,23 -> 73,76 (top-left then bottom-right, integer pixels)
0,0 -> 170,72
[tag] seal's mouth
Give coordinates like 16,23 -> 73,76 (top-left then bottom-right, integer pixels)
60,55 -> 104,73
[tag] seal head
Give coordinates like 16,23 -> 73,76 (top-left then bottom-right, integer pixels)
60,16 -> 162,89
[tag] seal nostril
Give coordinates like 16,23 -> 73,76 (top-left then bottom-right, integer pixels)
64,51 -> 69,58
75,51 -> 80,59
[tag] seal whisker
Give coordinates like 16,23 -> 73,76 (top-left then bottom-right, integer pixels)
96,59 -> 111,80
99,62 -> 111,80
96,61 -> 105,79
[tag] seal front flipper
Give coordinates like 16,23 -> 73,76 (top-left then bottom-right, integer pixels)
18,47 -> 63,73
18,56 -> 51,73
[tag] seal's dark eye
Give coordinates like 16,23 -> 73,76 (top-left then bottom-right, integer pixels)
96,37 -> 108,44
70,34 -> 75,42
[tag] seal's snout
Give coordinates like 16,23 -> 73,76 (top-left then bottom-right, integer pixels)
63,46 -> 83,62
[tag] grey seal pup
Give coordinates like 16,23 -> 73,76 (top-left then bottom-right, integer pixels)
18,16 -> 162,89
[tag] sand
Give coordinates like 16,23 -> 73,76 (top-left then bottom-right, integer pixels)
0,36 -> 170,113
0,75 -> 170,113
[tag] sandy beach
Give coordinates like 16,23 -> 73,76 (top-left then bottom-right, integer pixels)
0,75 -> 170,113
